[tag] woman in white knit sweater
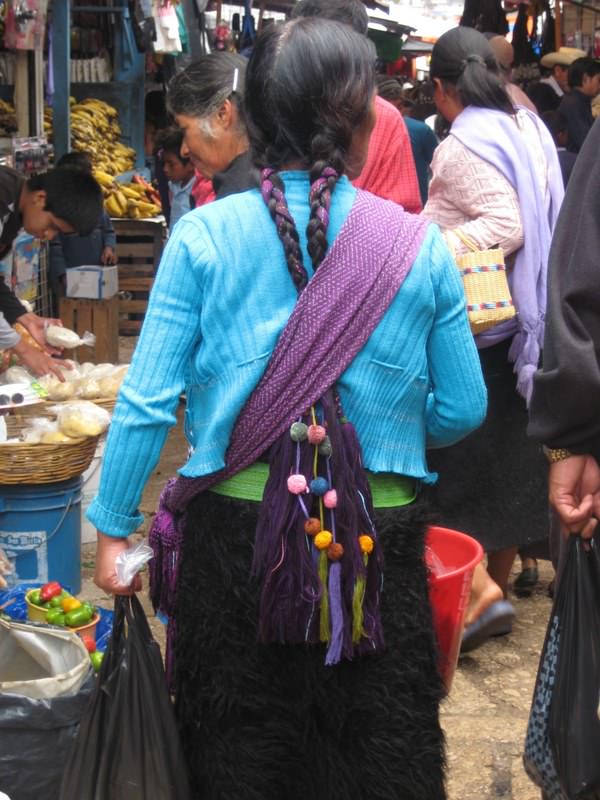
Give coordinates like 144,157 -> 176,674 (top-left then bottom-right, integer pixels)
423,26 -> 564,652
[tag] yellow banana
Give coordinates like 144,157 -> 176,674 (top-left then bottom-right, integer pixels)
105,194 -> 123,217
136,201 -> 161,217
93,170 -> 118,189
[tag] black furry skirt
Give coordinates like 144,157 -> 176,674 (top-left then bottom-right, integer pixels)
173,492 -> 446,800
427,339 -> 549,554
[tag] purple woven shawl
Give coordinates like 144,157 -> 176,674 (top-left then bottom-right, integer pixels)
149,190 -> 430,648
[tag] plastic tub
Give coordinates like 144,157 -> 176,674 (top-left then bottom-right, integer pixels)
426,526 -> 483,693
25,590 -> 99,643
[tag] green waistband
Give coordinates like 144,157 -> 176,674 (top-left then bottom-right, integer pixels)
208,461 -> 416,508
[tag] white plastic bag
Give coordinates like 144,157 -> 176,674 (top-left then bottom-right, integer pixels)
45,325 -> 96,350
115,541 -> 153,586
2,366 -> 33,384
51,400 -> 111,438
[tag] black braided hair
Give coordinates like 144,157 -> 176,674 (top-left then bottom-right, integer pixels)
247,18 -> 375,290
260,169 -> 308,292
307,160 -> 340,272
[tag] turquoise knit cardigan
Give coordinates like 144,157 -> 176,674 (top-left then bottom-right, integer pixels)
88,173 -> 486,537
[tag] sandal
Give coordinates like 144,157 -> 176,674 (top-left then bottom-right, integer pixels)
513,566 -> 539,597
461,600 -> 515,654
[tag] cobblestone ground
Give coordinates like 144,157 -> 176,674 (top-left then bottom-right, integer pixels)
80,340 -> 550,799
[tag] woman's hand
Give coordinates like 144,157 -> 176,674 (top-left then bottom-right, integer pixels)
549,454 -> 600,538
16,312 -> 63,355
12,338 -> 66,380
95,531 -> 143,595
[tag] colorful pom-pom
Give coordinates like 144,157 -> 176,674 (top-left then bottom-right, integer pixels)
327,542 -> 344,561
304,517 -> 321,536
358,534 -> 374,555
290,422 -> 308,442
318,436 -> 332,457
307,424 -> 327,445
323,489 -> 337,509
287,474 -> 308,494
309,476 -> 329,496
314,530 -> 333,550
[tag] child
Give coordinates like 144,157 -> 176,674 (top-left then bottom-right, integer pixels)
154,128 -> 196,228
48,151 -> 117,309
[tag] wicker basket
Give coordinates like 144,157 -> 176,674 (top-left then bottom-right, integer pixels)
93,397 -> 117,413
451,231 -> 516,335
15,396 -> 116,416
0,416 -> 99,484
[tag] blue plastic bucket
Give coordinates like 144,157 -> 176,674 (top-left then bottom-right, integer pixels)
0,477 -> 82,594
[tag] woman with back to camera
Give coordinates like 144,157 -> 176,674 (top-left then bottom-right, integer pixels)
423,27 -> 564,652
90,18 -> 486,799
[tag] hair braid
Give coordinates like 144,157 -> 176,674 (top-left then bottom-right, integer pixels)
261,168 -> 308,293
307,162 -> 339,271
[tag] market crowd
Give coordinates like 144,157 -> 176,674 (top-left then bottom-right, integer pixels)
2,0 -> 600,797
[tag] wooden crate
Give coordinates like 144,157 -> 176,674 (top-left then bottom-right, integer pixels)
113,218 -> 165,335
58,296 -> 119,363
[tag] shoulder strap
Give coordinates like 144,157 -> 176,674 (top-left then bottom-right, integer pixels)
167,191 -> 430,511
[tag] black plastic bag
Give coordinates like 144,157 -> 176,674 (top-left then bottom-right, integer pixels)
524,534 -> 600,800
0,672 -> 95,800
59,595 -> 192,800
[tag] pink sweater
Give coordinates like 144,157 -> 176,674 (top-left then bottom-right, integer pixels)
424,110 -> 551,259
424,133 -> 524,257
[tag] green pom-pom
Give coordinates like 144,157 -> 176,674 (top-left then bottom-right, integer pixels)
290,422 -> 308,442
318,436 -> 332,457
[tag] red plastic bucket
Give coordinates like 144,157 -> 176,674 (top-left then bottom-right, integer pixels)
425,526 -> 483,692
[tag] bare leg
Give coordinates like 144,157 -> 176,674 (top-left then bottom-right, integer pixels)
464,560 -> 503,627
487,546 -> 518,597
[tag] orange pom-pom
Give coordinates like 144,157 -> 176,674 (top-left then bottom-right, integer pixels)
314,530 -> 333,550
327,542 -> 344,561
304,517 -> 321,536
358,534 -> 374,555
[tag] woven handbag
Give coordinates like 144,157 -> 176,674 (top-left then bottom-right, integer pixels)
450,230 -> 516,335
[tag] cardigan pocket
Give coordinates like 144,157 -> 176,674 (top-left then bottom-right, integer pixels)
236,351 -> 270,369
368,358 -> 429,419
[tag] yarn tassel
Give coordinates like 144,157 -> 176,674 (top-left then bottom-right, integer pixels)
318,549 -> 330,642
148,479 -> 183,618
352,554 -> 368,643
325,561 -> 344,665
165,617 -> 177,693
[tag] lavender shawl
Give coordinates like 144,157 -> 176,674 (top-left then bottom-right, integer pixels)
450,106 -> 564,403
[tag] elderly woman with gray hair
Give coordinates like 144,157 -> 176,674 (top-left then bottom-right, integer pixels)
167,51 -> 258,201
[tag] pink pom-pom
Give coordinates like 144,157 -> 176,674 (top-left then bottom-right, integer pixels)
287,474 -> 308,494
307,424 -> 327,445
323,489 -> 338,509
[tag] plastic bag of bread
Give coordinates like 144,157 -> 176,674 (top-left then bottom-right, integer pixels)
97,364 -> 128,398
51,400 -> 111,438
77,379 -> 102,400
3,366 -> 34,385
22,417 -> 59,443
37,362 -> 82,400
45,325 -> 96,350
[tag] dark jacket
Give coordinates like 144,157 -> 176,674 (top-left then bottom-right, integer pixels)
558,89 -> 594,153
212,151 -> 259,200
529,118 -> 600,462
48,210 -> 116,293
